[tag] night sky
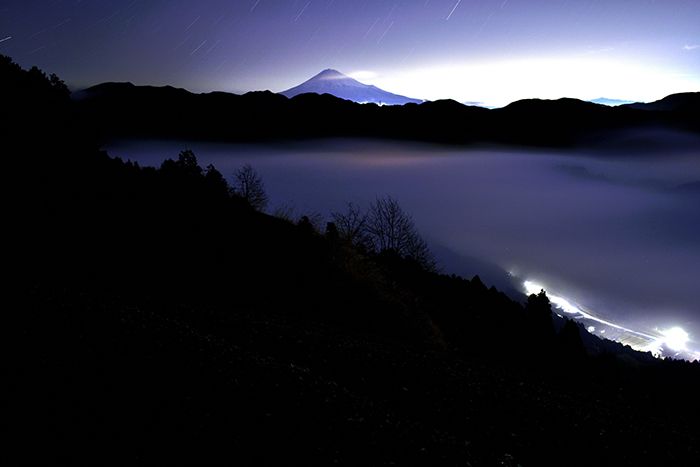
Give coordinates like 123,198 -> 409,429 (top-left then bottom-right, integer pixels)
1,0 -> 699,107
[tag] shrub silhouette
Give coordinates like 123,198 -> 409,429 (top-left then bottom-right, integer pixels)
526,289 -> 555,341
557,318 -> 588,362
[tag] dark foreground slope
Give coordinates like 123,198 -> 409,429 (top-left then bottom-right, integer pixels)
8,284 -> 700,466
5,56 -> 700,465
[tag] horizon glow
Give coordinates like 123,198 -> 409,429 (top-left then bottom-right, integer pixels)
1,1 -> 698,107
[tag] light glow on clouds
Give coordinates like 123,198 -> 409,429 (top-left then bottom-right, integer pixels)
348,70 -> 378,82
367,55 -> 697,107
522,280 -> 697,360
655,327 -> 689,352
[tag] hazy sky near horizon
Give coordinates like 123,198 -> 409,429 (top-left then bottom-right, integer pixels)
1,0 -> 698,107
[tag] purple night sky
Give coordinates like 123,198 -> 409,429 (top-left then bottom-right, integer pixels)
1,0 -> 699,107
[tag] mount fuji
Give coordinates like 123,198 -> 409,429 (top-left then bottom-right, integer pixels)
280,69 -> 423,106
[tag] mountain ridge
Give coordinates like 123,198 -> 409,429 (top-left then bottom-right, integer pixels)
72,80 -> 700,147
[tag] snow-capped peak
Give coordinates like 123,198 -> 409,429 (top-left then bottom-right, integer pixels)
279,69 -> 423,105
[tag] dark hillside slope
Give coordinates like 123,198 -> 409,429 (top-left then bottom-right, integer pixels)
6,145 -> 443,345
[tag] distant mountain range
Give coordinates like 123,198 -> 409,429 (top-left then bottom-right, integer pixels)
72,80 -> 699,148
279,69 -> 423,105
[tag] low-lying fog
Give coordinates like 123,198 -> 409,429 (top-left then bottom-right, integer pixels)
106,134 -> 700,355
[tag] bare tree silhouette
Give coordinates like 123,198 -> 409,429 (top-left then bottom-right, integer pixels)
332,196 -> 437,271
230,164 -> 269,212
331,201 -> 367,244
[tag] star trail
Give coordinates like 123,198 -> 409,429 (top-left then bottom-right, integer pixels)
1,1 -> 698,106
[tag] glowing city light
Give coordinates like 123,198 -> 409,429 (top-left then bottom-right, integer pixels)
523,280 -> 543,296
662,327 -> 689,351
520,279 -> 693,357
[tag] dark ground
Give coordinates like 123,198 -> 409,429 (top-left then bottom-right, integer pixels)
6,283 -> 699,466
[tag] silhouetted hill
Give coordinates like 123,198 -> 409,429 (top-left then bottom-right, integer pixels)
623,92 -> 700,132
389,98 -> 492,143
70,81 -> 138,101
494,97 -> 653,146
623,92 -> 700,111
73,80 -> 699,148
